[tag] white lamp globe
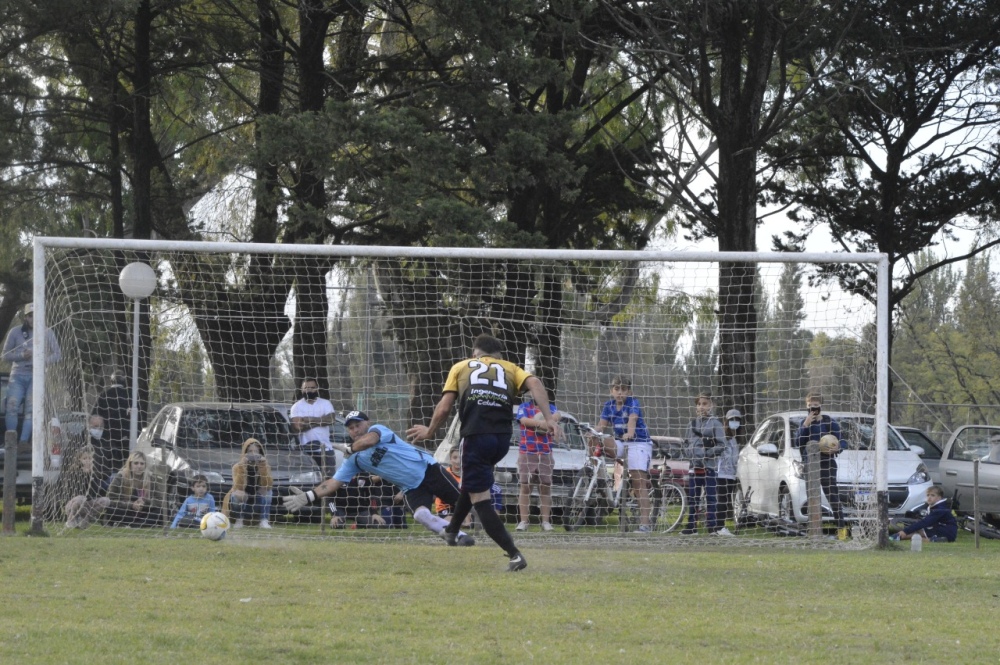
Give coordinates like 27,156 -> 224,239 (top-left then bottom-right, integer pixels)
119,262 -> 157,299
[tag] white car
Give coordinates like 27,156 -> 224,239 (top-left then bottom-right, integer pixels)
736,411 -> 932,524
433,411 -> 590,514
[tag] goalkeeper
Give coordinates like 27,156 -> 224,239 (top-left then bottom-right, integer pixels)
281,411 -> 474,545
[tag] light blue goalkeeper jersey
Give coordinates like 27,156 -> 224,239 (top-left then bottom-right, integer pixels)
334,424 -> 435,492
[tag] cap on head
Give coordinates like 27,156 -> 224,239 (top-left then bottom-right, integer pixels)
725,409 -> 742,420
344,410 -> 369,425
23,303 -> 34,316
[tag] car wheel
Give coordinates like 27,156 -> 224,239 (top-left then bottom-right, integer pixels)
777,485 -> 794,523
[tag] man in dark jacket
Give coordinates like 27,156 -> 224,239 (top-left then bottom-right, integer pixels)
90,370 -> 130,486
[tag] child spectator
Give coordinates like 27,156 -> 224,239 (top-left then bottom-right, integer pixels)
435,448 -> 472,527
892,485 -> 957,543
682,392 -> 727,535
170,474 -> 217,529
595,375 -> 653,532
515,397 -> 560,532
223,438 -> 274,529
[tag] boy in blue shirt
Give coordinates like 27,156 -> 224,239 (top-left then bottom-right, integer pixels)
595,375 -> 653,532
170,475 -> 216,529
282,411 -> 474,545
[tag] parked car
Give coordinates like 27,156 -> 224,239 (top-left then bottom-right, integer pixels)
736,411 -> 932,525
938,425 -> 1000,524
136,402 -> 333,518
433,410 -> 591,517
894,425 -> 944,485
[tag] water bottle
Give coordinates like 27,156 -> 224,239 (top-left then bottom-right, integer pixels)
911,533 -> 923,552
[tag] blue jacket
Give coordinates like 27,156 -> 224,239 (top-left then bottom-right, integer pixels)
904,499 -> 957,542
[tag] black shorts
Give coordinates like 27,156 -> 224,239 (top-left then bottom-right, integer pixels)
459,432 -> 511,493
404,463 -> 461,513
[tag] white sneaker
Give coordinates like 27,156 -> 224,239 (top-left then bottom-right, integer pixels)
714,527 -> 734,536
259,519 -> 272,529
541,521 -> 554,532
515,521 -> 529,531
233,519 -> 244,529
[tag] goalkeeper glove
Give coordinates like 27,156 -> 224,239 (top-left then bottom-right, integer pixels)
282,487 -> 317,513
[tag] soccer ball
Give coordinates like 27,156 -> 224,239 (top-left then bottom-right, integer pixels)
200,511 -> 230,541
819,434 -> 841,454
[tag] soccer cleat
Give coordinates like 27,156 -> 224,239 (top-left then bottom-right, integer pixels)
440,530 -> 458,546
456,533 -> 476,547
837,527 -> 850,541
507,552 -> 527,572
515,521 -> 529,531
541,521 -> 554,532
259,519 -> 272,529
714,527 -> 734,537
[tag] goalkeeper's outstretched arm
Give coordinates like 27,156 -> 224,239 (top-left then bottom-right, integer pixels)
282,478 -> 347,512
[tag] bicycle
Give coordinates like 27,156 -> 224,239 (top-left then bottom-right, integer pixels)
564,433 -> 686,533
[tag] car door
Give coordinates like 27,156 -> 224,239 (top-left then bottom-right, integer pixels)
942,427 -> 1000,514
739,418 -> 781,515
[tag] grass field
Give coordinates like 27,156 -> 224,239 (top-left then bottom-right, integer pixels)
1,521 -> 998,664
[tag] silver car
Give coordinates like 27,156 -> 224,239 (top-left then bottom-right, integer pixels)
939,425 -> 1000,519
737,411 -> 932,524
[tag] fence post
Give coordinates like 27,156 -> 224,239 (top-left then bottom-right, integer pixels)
806,441 -> 822,538
973,459 -> 980,550
2,430 -> 17,535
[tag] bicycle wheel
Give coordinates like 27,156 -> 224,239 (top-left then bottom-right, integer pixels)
564,470 -> 593,532
653,482 -> 686,533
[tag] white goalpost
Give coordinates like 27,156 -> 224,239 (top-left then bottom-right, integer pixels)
27,237 -> 891,548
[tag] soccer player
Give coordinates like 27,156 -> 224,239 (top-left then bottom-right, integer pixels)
282,411 -> 475,545
406,333 -> 562,572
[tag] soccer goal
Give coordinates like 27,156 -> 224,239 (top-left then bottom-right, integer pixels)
28,237 -> 891,548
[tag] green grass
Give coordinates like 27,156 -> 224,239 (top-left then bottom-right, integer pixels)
0,528 -> 997,664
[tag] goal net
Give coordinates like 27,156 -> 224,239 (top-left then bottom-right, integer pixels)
26,238 -> 892,549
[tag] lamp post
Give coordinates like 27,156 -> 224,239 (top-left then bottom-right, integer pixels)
119,262 -> 157,450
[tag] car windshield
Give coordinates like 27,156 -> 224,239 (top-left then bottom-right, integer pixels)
177,409 -> 298,449
790,416 -> 908,451
948,427 -> 1000,463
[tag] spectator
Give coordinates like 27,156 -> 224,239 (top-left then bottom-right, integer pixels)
41,440 -> 109,528
289,377 -> 338,475
283,411 -> 474,543
682,392 -> 727,535
223,438 -> 274,529
434,447 -> 473,528
596,375 -> 654,532
794,391 -> 848,540
407,334 -> 561,572
90,369 -> 131,486
892,486 -> 957,543
716,408 -> 743,526
515,397 -> 560,532
170,474 -> 217,529
2,303 -> 62,442
105,450 -> 165,527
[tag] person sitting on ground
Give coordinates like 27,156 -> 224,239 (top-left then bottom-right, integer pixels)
223,438 -> 274,529
170,474 -> 217,529
892,485 -> 957,543
41,440 -> 109,528
105,450 -> 165,527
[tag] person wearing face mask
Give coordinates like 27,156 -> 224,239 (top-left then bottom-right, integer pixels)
289,377 -> 338,475
715,409 -> 743,532
90,369 -> 130,489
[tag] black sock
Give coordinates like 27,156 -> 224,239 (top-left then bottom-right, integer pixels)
447,492 -> 473,534
473,499 -> 518,557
